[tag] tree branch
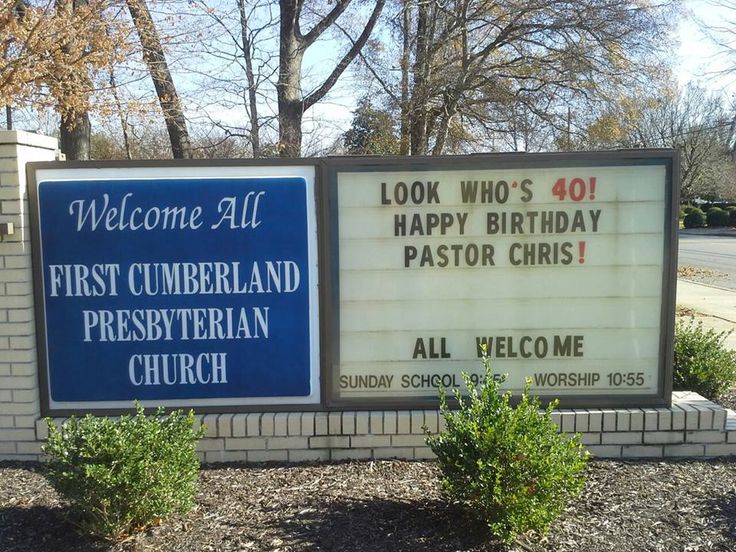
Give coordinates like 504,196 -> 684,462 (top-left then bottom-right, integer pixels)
303,0 -> 385,110
302,0 -> 352,45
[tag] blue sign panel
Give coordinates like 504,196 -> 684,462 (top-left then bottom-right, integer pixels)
34,168 -> 319,411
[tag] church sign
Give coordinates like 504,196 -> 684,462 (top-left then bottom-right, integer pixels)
29,151 -> 677,414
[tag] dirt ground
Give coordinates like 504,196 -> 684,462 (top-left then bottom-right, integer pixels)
2,457 -> 736,552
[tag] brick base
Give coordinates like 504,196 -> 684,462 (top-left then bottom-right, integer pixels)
15,392 -> 736,463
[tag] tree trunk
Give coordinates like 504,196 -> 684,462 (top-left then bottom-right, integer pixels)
109,68 -> 132,159
410,0 -> 429,155
58,0 -> 90,160
278,97 -> 303,157
432,113 -> 452,155
60,111 -> 91,160
126,0 -> 192,159
238,0 -> 261,157
277,0 -> 304,157
399,0 -> 410,155
277,0 -> 384,157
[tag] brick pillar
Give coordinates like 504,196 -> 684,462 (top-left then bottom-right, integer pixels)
0,130 -> 58,460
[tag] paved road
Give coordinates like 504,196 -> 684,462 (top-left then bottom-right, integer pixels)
679,233 -> 736,289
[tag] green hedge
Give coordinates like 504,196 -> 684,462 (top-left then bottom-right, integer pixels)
727,206 -> 736,226
674,319 -> 736,400
683,208 -> 706,228
682,205 -> 700,215
43,404 -> 204,541
426,349 -> 588,543
706,207 -> 731,228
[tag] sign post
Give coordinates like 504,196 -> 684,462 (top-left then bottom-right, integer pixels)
325,151 -> 678,408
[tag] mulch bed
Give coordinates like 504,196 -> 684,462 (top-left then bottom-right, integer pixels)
718,388 -> 736,411
2,458 -> 736,552
678,265 -> 728,286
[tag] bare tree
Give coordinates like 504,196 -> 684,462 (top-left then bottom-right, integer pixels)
277,0 -> 386,156
579,82 -> 736,201
108,65 -> 132,159
694,0 -> 736,79
238,0 -> 262,156
187,0 -> 278,158
91,113 -> 172,159
126,0 -> 192,158
358,0 -> 677,155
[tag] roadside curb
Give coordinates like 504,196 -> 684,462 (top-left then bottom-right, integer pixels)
680,229 -> 736,238
678,278 -> 736,294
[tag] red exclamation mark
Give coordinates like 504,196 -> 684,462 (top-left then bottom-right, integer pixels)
589,177 -> 596,200
579,241 -> 586,264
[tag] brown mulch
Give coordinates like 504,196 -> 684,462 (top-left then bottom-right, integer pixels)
679,265 -> 723,280
718,388 -> 736,411
676,305 -> 697,317
679,265 -> 729,287
2,459 -> 736,552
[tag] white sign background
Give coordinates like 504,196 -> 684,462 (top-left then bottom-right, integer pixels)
334,162 -> 671,403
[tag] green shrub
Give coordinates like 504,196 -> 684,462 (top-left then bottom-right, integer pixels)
706,207 -> 730,227
425,351 -> 589,543
683,208 -> 706,228
683,205 -> 700,215
727,206 -> 736,226
674,319 -> 736,400
43,403 -> 204,541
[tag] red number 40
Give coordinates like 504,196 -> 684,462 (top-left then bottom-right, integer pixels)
552,177 -> 597,201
